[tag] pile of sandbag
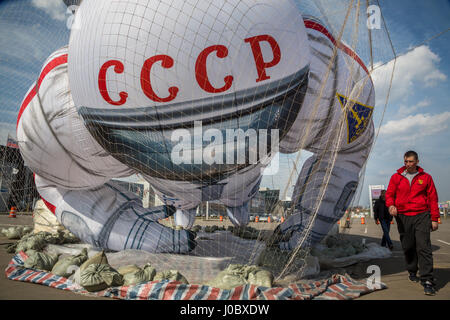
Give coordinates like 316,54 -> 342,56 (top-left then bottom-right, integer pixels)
311,235 -> 367,260
18,247 -> 88,277
230,226 -> 261,240
206,264 -> 273,289
6,230 -> 79,254
192,225 -> 261,240
72,251 -> 189,292
196,225 -> 227,233
1,226 -> 33,239
310,235 -> 391,269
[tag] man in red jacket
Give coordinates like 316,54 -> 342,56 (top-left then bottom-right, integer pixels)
385,150 -> 439,296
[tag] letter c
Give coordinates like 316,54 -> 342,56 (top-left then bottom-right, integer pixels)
98,60 -> 128,106
195,45 -> 233,93
141,55 -> 179,102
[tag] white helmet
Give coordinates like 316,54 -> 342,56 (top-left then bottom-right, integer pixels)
68,0 -> 310,180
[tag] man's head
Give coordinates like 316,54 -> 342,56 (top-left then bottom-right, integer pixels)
380,190 -> 386,200
404,150 -> 419,173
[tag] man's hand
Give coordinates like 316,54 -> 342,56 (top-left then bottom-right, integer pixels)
389,205 -> 397,216
431,221 -> 439,232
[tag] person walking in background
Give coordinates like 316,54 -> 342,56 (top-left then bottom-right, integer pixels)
385,150 -> 440,296
373,190 -> 393,250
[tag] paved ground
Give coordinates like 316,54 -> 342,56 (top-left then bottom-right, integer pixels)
341,215 -> 450,300
0,212 -> 449,300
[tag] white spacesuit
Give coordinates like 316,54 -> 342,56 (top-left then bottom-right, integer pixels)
17,1 -> 374,253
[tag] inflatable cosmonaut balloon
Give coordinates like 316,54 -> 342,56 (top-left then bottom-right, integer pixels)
17,0 -> 374,255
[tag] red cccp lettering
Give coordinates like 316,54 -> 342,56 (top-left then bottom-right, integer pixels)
98,60 -> 128,105
195,45 -> 233,93
98,34 -> 281,105
244,35 -> 281,82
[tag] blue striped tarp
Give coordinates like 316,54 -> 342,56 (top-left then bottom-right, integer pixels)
5,251 -> 386,300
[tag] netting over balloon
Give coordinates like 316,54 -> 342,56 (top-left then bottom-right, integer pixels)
5,0 -> 398,283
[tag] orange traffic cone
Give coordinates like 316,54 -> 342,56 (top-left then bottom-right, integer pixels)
8,207 -> 16,218
391,220 -> 394,224
281,216 -> 285,223
361,217 -> 365,225
219,215 -> 223,222
337,220 -> 340,225
438,217 -> 441,224
255,216 -> 259,223
268,216 -> 271,223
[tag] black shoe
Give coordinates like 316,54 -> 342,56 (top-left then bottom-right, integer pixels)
422,281 -> 437,296
408,272 -> 420,283
388,244 -> 394,251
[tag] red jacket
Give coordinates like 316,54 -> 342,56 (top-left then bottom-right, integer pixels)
385,166 -> 439,221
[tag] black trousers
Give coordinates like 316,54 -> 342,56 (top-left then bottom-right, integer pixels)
395,212 -> 434,282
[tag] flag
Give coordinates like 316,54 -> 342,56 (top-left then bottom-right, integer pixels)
6,134 -> 19,149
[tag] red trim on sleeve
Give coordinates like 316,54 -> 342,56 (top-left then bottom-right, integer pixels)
32,173 -> 56,215
41,197 -> 56,215
304,19 -> 370,76
16,54 -> 68,128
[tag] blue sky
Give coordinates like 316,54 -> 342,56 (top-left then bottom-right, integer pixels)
1,0 -> 449,207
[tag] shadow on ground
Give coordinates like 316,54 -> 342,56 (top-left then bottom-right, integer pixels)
330,233 -> 449,291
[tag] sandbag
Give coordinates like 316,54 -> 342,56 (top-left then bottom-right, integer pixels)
15,232 -> 48,253
117,264 -> 141,276
204,225 -> 219,233
51,248 -> 88,278
9,230 -> 79,255
24,251 -> 59,271
73,251 -> 109,284
79,263 -> 124,292
79,251 -> 109,273
61,230 -> 80,244
206,264 -> 273,290
153,270 -> 188,284
247,269 -> 273,288
123,264 -> 156,286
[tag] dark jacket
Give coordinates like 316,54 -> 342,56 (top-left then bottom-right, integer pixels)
373,198 -> 392,222
385,166 -> 439,222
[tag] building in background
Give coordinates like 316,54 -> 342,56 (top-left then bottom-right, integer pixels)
112,178 -> 153,209
249,187 -> 280,215
195,187 -> 282,219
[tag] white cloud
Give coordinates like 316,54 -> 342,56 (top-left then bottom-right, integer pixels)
397,98 -> 431,117
379,111 -> 450,141
31,0 -> 66,21
371,45 -> 447,106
